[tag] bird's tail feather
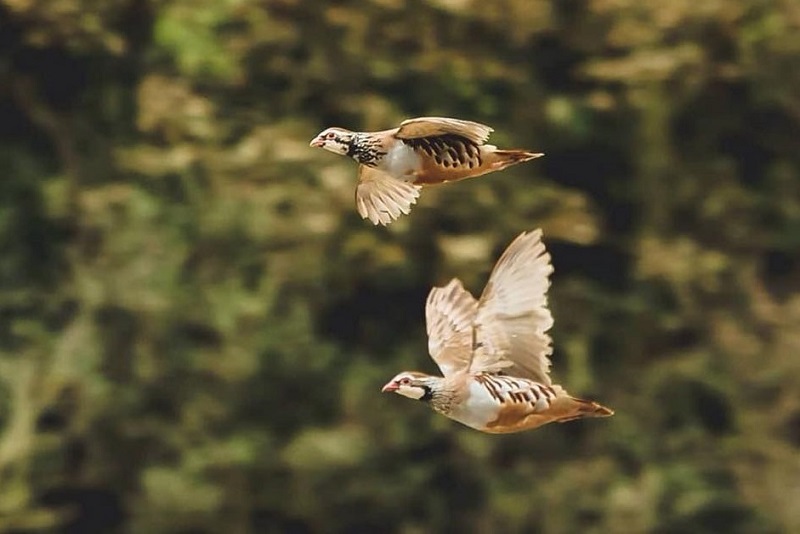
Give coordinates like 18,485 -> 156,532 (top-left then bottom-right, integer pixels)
492,149 -> 544,169
556,396 -> 614,423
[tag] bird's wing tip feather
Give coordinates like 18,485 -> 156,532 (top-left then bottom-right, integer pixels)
356,166 -> 421,225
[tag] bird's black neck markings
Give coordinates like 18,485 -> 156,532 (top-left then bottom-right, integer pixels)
347,133 -> 386,166
420,385 -> 433,402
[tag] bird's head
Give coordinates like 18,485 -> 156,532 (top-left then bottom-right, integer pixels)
309,127 -> 354,156
381,371 -> 436,401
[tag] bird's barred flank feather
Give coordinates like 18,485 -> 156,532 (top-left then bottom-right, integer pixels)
403,135 -> 483,169
475,374 -> 557,405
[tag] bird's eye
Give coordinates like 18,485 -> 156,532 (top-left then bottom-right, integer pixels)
400,378 -> 410,385
325,132 -> 336,139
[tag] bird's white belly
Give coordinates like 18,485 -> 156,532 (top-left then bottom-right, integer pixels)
447,381 -> 500,430
378,143 -> 421,179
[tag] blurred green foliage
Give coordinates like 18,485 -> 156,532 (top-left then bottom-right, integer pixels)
1,0 -> 799,532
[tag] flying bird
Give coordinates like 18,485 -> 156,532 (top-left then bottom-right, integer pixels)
310,117 -> 543,225
382,230 -> 613,433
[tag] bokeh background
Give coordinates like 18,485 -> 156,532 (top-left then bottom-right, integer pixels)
1,0 -> 799,532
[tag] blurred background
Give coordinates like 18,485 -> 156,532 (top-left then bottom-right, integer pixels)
1,0 -> 799,532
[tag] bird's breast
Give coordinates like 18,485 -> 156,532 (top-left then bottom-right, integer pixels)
378,142 -> 422,179
445,379 -> 503,430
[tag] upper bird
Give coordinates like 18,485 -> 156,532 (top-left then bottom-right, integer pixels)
382,229 -> 613,433
310,117 -> 543,225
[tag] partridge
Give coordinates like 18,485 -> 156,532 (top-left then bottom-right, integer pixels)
310,117 -> 543,225
382,230 -> 613,433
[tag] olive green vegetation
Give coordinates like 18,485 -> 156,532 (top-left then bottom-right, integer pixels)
1,0 -> 799,532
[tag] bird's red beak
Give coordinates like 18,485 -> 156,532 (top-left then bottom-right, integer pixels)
381,381 -> 398,393
309,137 -> 325,148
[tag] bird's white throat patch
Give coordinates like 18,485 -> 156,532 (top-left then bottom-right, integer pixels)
396,384 -> 427,400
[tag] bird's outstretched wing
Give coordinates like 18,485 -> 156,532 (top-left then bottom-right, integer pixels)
355,165 -> 421,225
425,279 -> 481,377
470,230 -> 554,384
395,117 -> 493,145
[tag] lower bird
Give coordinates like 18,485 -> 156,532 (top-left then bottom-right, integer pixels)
382,230 -> 613,433
310,117 -> 543,225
